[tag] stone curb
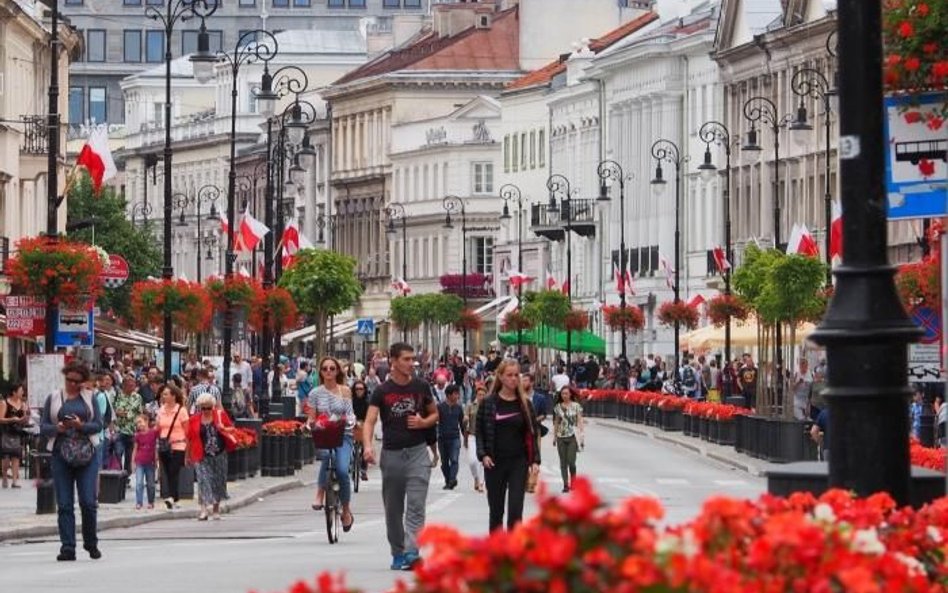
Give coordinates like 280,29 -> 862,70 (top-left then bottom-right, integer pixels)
593,418 -> 767,478
0,477 -> 304,543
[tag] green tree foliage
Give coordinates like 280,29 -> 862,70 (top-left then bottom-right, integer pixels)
277,248 -> 362,358
733,245 -> 826,325
389,293 -> 462,352
390,296 -> 423,330
66,173 -> 161,320
521,289 -> 571,329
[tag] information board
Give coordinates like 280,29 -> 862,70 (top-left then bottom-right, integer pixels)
884,93 -> 948,220
26,353 -> 65,409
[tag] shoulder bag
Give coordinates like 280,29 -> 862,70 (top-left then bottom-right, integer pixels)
158,406 -> 182,454
58,393 -> 95,468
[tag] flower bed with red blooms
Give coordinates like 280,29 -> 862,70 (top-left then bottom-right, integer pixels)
452,308 -> 483,333
911,438 -> 947,472
602,304 -> 645,332
706,294 -> 749,327
262,420 -> 304,435
563,308 -> 589,332
130,279 -> 212,333
8,236 -> 105,308
248,286 -> 299,332
233,428 -> 258,450
884,0 -> 948,93
684,400 -> 751,421
501,309 -> 533,332
657,300 -> 700,330
284,480 -> 948,593
205,275 -> 261,314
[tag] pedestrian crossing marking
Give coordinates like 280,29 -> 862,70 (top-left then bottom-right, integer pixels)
713,479 -> 750,487
655,478 -> 689,486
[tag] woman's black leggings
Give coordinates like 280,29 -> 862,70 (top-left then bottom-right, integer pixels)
483,455 -> 528,532
159,450 -> 185,502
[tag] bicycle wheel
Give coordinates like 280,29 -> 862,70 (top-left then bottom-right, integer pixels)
350,443 -> 361,493
324,458 -> 339,544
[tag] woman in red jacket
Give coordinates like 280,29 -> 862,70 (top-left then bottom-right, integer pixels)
186,393 -> 236,520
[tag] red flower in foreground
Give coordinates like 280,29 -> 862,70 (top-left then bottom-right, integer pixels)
898,20 -> 914,37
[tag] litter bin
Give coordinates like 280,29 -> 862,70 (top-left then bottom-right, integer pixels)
99,470 -> 127,504
31,452 -> 55,515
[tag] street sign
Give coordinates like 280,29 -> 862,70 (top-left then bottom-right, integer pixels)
100,254 -> 130,288
356,318 -> 375,336
884,93 -> 947,220
4,296 -> 46,337
55,306 -> 94,347
908,343 -> 943,383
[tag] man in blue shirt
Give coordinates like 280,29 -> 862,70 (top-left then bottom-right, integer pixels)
436,385 -> 464,490
522,373 -> 550,438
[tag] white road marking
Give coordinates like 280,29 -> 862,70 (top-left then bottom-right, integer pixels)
713,479 -> 750,487
655,478 -> 689,486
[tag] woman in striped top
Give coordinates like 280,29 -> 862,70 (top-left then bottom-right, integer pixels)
307,356 -> 356,532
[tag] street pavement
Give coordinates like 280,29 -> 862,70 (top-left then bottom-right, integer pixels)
0,420 -> 765,593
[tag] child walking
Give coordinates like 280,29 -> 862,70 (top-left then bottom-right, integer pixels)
132,414 -> 158,509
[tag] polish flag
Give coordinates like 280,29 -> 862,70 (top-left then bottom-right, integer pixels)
545,263 -> 558,291
507,270 -> 534,289
75,126 -> 117,194
281,221 -> 313,267
712,247 -> 731,273
613,261 -> 625,295
236,205 -> 270,252
560,278 -> 570,295
829,200 -> 843,260
238,266 -> 250,278
688,294 -> 706,308
624,269 -> 635,296
660,255 -> 676,291
390,277 -> 411,295
219,211 -> 231,240
786,223 -> 820,258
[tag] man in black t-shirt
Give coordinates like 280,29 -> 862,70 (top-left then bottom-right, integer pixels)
364,343 -> 438,571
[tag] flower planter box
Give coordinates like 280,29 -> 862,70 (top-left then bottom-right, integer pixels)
659,409 -> 683,432
718,419 -> 736,446
295,433 -> 305,470
239,448 -> 250,478
734,414 -> 748,453
602,400 -> 618,418
632,404 -> 645,424
698,417 -> 709,441
260,434 -> 274,477
683,414 -> 694,437
645,406 -> 659,427
227,450 -> 239,481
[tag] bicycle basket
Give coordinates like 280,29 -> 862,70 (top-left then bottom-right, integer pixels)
311,419 -> 346,449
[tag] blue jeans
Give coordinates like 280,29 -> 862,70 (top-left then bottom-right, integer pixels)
438,436 -> 461,485
135,464 -> 156,506
317,433 -> 352,505
113,433 -> 135,476
51,451 -> 100,553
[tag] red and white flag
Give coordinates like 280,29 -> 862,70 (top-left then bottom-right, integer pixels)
712,246 -> 731,273
561,278 -> 571,296
624,269 -> 635,296
75,126 -> 117,194
688,294 -> 706,308
507,269 -> 534,289
390,277 -> 411,295
219,211 -> 231,239
829,200 -> 843,260
613,261 -> 625,295
236,205 -> 270,252
545,263 -> 558,291
281,220 -> 314,267
660,255 -> 676,291
786,223 -> 820,258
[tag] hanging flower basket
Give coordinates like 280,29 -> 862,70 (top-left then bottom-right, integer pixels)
453,308 -> 483,333
502,309 -> 534,332
602,305 -> 645,332
563,309 -> 588,332
205,275 -> 261,314
130,279 -> 212,333
883,0 -> 948,94
657,301 -> 700,330
248,287 -> 299,333
706,294 -> 750,327
897,256 -> 939,308
7,236 -> 105,308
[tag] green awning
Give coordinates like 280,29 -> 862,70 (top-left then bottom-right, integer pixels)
498,324 -> 605,356
497,326 -> 542,346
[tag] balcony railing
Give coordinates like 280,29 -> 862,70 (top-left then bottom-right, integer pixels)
530,198 -> 598,240
440,273 -> 495,300
530,203 -> 565,241
20,116 -> 48,155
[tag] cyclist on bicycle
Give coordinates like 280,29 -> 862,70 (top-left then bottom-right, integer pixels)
307,356 -> 356,532
351,380 -> 370,481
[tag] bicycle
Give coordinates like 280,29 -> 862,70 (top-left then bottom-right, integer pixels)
349,439 -> 363,494
312,418 -> 347,545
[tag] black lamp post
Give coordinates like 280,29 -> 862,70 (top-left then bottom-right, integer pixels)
146,0 -> 218,377
131,201 -> 153,227
697,121 -> 733,365
236,161 -> 268,281
790,62 -> 835,286
546,174 -> 574,365
385,203 -> 409,341
499,183 -> 524,356
442,195 -> 468,356
174,184 -> 220,283
741,96 -> 795,411
808,0 -> 920,504
596,161 -> 629,359
188,28 -> 278,411
315,212 -> 335,249
650,140 -> 683,375
44,0 -> 61,353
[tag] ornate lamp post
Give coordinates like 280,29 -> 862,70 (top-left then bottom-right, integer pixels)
697,121 -> 733,365
131,201 -> 153,227
173,184 -> 220,283
188,28 -> 278,411
442,195 -> 468,356
146,0 -> 218,376
596,161 -> 629,359
385,202 -> 409,341
650,139 -> 683,374
499,183 -> 524,356
546,174 -> 574,363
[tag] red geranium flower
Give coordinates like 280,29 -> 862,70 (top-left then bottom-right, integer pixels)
898,20 -> 914,37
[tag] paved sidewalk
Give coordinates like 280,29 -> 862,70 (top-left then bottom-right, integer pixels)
0,468 -> 308,543
593,418 -> 769,477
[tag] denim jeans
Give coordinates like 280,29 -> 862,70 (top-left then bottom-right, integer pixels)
51,451 -> 99,554
113,433 -> 136,476
438,436 -> 461,485
135,464 -> 156,506
317,433 -> 352,505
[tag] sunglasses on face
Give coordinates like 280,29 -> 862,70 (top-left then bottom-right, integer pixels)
321,366 -> 337,372
200,406 -> 213,411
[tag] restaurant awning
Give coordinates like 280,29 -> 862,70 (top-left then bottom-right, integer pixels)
282,318 -> 361,346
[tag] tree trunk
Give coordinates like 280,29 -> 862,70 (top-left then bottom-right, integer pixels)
314,312 -> 329,361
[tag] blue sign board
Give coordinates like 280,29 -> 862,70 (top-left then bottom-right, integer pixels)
884,93 -> 947,220
55,307 -> 94,347
356,318 -> 376,336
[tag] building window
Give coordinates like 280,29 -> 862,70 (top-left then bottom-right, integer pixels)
239,0 -> 256,5
538,129 -> 546,167
503,135 -> 510,173
294,0 -> 312,5
146,30 -> 164,62
182,30 -> 222,55
237,30 -> 258,47
123,30 -> 141,62
68,87 -> 84,125
89,87 -> 107,124
272,0 -> 289,6
529,130 -> 536,168
123,0 -> 141,5
64,0 -> 83,5
472,237 -> 494,275
519,133 -> 527,170
511,133 -> 519,172
86,30 -> 106,62
472,162 -> 494,195
383,0 -> 399,6
404,0 -> 421,6
328,0 -> 345,6
145,0 -> 163,4
350,0 -> 366,7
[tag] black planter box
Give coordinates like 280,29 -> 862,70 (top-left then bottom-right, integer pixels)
718,420 -> 736,446
734,414 -> 747,453
98,470 -> 126,504
683,414 -> 694,436
767,462 -> 946,509
261,433 -> 275,476
698,417 -> 709,440
660,409 -> 683,432
765,418 -> 810,463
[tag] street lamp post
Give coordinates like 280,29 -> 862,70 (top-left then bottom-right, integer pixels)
131,201 -> 153,227
499,184 -> 524,356
650,140 -> 683,375
44,0 -> 60,353
174,184 -> 220,283
385,203 -> 408,341
546,175 -> 574,365
790,65 -> 835,286
742,96 -> 795,411
697,121 -> 734,366
596,161 -> 629,359
442,195 -> 468,356
189,27 -> 278,411
146,0 -> 218,377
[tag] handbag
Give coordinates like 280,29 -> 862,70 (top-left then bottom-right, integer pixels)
525,464 -> 540,494
158,406 -> 182,454
59,432 -> 94,468
1,431 -> 21,453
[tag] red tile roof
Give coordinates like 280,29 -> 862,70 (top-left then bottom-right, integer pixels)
335,6 -> 520,86
506,11 -> 659,91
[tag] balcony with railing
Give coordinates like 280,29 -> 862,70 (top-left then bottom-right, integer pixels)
530,198 -> 598,240
530,203 -> 565,241
20,116 -> 48,155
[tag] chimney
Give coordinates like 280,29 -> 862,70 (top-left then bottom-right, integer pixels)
565,39 -> 595,86
432,0 -> 497,38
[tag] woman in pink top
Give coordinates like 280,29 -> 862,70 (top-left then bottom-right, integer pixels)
155,385 -> 189,510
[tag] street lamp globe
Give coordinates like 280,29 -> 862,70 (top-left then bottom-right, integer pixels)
285,103 -> 307,146
697,147 -> 717,182
255,68 -> 278,117
298,135 -> 317,170
288,158 -> 305,186
283,177 -> 297,199
189,27 -> 218,84
651,163 -> 667,196
386,218 -> 397,239
499,202 -> 511,220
